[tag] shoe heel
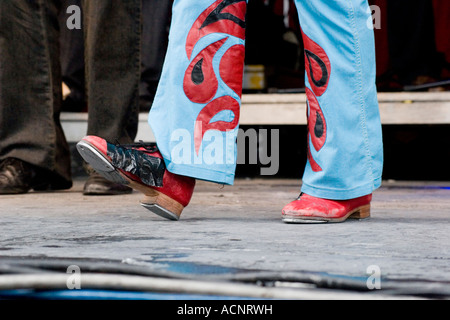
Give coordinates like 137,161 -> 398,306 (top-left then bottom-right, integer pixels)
349,204 -> 371,219
140,192 -> 184,221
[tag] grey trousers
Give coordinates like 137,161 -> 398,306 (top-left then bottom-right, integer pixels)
0,0 -> 170,187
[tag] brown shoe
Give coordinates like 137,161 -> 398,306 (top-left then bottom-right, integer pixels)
0,158 -> 39,194
83,172 -> 133,195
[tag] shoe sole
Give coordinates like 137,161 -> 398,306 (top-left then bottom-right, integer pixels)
282,204 -> 370,224
76,140 -> 181,221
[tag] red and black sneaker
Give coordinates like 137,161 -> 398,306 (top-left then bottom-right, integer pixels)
282,193 -> 372,223
76,136 -> 195,221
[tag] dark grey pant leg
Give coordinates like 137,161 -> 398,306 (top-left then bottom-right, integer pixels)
83,0 -> 141,144
60,0 -> 86,111
0,0 -> 72,187
139,0 -> 171,111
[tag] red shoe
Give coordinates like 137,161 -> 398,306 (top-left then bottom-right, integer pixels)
76,136 -> 195,221
282,193 -> 372,223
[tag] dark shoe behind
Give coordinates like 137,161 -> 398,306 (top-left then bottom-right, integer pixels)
0,158 -> 39,194
82,163 -> 133,195
83,172 -> 133,195
0,158 -> 72,194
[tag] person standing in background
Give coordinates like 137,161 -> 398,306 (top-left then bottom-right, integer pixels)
0,0 -> 171,195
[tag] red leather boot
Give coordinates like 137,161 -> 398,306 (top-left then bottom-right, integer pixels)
282,193 -> 372,223
77,136 -> 195,221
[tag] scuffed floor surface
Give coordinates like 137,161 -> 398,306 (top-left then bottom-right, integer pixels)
1,178 -> 449,299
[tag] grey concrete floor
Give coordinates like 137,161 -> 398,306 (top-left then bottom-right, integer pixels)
1,178 -> 449,299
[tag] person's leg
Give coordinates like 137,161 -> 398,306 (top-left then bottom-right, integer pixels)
0,0 -> 72,194
81,0 -> 142,195
59,0 -> 86,112
83,0 -> 141,144
139,0 -> 172,111
282,0 -> 383,223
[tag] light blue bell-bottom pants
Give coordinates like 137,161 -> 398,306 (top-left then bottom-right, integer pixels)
149,0 -> 383,200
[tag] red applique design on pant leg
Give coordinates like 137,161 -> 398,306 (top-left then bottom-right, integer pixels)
220,44 -> 245,97
306,88 -> 327,152
184,0 -> 246,156
302,30 -> 331,97
194,96 -> 240,154
184,38 -> 227,104
186,0 -> 246,60
306,88 -> 326,172
301,30 -> 331,172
